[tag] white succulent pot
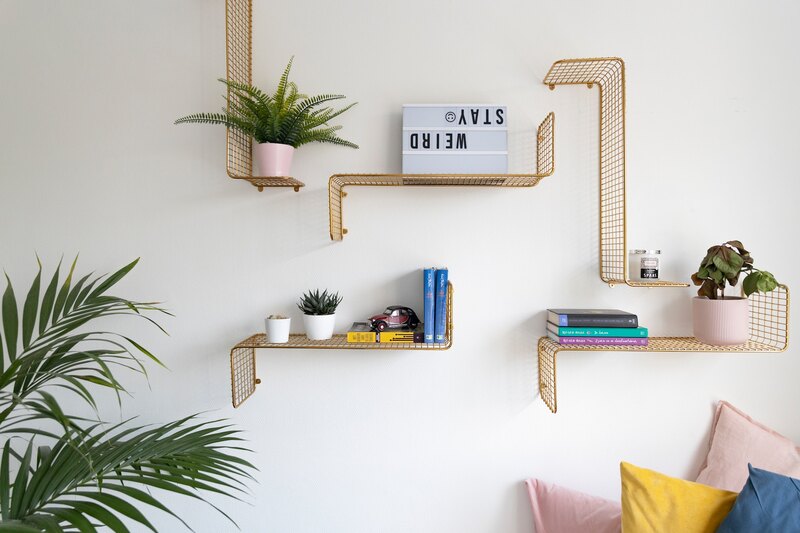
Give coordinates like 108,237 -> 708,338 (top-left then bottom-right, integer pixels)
253,142 -> 295,176
692,296 -> 749,346
265,317 -> 291,344
303,314 -> 336,341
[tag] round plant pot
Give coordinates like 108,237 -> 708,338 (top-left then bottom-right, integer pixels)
265,317 -> 291,344
253,142 -> 295,176
692,296 -> 749,345
303,314 -> 336,341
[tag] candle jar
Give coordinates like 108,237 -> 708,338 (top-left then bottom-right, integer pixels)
629,249 -> 661,281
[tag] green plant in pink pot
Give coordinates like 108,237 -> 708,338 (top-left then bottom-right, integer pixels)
175,57 -> 358,177
691,240 -> 778,345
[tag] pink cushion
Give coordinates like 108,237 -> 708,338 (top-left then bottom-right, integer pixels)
696,401 -> 800,492
524,478 -> 621,533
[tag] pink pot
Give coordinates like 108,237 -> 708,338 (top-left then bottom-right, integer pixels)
253,142 -> 295,176
692,296 -> 749,345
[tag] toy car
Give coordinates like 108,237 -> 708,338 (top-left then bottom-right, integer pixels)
368,306 -> 420,331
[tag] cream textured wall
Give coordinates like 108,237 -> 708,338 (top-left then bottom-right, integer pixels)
1,1 -> 799,531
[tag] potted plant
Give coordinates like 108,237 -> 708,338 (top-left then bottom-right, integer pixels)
0,258 -> 253,530
298,289 -> 343,340
175,57 -> 358,176
266,313 -> 291,343
691,240 -> 778,345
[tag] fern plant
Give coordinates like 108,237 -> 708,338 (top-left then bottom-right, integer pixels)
297,289 -> 342,315
0,258 -> 254,532
175,57 -> 358,149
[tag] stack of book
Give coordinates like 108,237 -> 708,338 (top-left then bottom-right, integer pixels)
424,267 -> 449,344
346,267 -> 449,344
546,309 -> 648,347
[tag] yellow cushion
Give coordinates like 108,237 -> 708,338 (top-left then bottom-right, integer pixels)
620,462 -> 737,533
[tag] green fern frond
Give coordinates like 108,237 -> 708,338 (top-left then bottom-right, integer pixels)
296,126 -> 358,149
273,56 -> 294,112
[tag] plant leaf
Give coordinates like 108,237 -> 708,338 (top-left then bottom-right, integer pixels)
52,256 -> 78,324
39,260 -> 61,337
742,272 -> 759,297
21,264 -> 41,349
3,274 -> 19,361
87,259 -> 139,301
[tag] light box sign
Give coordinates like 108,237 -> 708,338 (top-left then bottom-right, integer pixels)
402,104 -> 508,174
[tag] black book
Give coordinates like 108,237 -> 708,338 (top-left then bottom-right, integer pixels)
547,309 -> 638,328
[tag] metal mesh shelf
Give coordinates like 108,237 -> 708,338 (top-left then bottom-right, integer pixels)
543,58 -> 686,288
231,282 -> 454,407
225,0 -> 304,192
538,285 -> 790,413
328,112 -> 555,240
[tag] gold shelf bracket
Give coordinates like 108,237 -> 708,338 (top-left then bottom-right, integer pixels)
543,58 -> 687,288
231,282 -> 454,407
538,285 -> 790,413
225,0 -> 304,192
328,112 -> 555,241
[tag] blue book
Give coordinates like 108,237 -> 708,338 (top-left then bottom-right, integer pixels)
546,309 -> 638,328
434,268 -> 449,343
423,268 -> 435,343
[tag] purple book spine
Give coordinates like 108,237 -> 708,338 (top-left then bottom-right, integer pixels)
556,336 -> 648,346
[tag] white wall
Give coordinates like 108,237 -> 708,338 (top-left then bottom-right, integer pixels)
2,1 -> 799,531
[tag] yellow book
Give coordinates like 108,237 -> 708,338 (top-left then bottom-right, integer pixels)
347,322 -> 377,343
379,328 -> 425,343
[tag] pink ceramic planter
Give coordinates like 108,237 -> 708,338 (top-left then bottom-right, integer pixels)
253,142 -> 295,176
692,297 -> 749,345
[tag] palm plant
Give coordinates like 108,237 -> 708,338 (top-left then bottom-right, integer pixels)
0,258 -> 254,532
175,57 -> 358,149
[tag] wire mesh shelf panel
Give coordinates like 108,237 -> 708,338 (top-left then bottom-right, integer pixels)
538,285 -> 790,413
230,282 -> 453,407
543,58 -> 686,288
225,0 -> 304,192
328,112 -> 555,240
230,345 -> 258,408
235,333 -> 453,350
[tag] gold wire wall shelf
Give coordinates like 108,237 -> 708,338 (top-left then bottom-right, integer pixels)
231,282 -> 454,407
225,0 -> 304,192
543,58 -> 686,288
537,285 -> 790,413
328,112 -> 555,241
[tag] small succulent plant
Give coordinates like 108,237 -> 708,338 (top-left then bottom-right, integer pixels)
691,240 -> 778,299
297,289 -> 343,315
268,314 -> 288,320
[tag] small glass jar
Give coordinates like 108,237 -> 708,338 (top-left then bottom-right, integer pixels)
629,249 -> 661,281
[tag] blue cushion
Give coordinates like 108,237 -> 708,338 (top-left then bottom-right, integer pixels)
716,464 -> 800,532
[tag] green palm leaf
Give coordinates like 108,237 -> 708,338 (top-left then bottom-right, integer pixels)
0,259 -> 255,531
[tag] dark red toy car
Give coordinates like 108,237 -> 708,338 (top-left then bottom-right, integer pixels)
368,306 -> 420,331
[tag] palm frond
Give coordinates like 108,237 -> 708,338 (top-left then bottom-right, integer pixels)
0,258 -> 255,531
2,417 -> 254,532
0,258 -> 169,435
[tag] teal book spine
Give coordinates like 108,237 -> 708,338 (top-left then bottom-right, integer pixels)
547,323 -> 648,338
434,268 -> 448,343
